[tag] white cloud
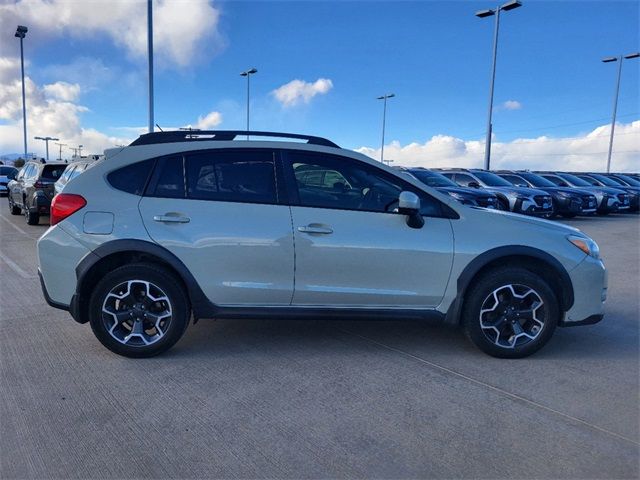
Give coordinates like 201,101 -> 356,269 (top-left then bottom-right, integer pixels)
356,121 -> 640,172
194,110 -> 223,129
0,0 -> 224,68
0,57 -> 131,158
272,78 -> 333,107
502,100 -> 522,110
43,82 -> 81,102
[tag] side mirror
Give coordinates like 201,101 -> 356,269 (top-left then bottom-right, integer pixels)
398,191 -> 424,229
468,181 -> 481,189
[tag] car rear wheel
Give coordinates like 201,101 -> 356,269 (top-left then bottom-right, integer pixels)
462,267 -> 559,358
24,205 -> 39,225
561,213 -> 577,218
89,263 -> 190,358
8,196 -> 20,215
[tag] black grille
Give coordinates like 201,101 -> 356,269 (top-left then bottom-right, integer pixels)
477,196 -> 496,207
534,195 -> 552,208
582,196 -> 596,209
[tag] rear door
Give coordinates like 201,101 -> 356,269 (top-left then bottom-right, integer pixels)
139,149 -> 295,306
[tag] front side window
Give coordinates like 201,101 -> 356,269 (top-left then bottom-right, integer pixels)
286,152 -> 442,216
500,174 -> 529,187
185,150 -> 277,204
472,171 -> 514,187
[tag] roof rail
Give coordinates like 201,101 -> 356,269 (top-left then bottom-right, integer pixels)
128,130 -> 340,148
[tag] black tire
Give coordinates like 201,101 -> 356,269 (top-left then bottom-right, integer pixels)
89,263 -> 190,358
462,267 -> 559,358
8,196 -> 21,215
25,207 -> 39,225
561,213 -> 576,219
497,198 -> 510,211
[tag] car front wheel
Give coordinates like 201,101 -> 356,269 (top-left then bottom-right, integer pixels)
89,263 -> 190,358
8,196 -> 21,215
462,267 -> 559,358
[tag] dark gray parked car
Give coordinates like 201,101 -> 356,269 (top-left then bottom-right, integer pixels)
438,168 -> 554,217
7,161 -> 67,224
495,170 -> 597,218
574,173 -> 639,212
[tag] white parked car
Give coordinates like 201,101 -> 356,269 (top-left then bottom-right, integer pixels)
37,130 -> 607,358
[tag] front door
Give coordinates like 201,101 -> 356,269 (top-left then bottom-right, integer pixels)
283,151 -> 454,308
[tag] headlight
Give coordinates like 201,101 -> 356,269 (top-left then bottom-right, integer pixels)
448,191 -> 465,200
567,234 -> 600,259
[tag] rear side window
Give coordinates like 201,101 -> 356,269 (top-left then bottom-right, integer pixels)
42,165 -> 67,181
107,159 -> 155,195
185,150 -> 277,204
147,156 -> 185,198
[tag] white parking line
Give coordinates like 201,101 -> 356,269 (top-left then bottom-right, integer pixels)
0,215 -> 35,238
0,251 -> 35,279
341,329 -> 640,447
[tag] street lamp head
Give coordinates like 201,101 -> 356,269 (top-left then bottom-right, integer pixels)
602,57 -> 618,63
624,52 -> 640,59
15,25 -> 28,38
475,9 -> 495,18
241,68 -> 258,76
500,0 -> 522,12
377,94 -> 395,100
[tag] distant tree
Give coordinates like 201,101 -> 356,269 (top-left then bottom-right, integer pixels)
14,158 -> 25,168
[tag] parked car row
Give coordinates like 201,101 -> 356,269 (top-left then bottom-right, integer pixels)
394,167 -> 638,218
5,159 -> 96,224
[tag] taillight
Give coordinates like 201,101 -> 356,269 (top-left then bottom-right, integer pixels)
50,193 -> 86,226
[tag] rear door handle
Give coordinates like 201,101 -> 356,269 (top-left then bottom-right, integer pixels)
297,224 -> 333,235
153,214 -> 190,224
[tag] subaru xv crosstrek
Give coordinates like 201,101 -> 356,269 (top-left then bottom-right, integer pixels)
37,130 -> 607,359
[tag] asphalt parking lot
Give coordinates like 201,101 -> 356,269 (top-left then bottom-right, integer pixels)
1,207 -> 638,479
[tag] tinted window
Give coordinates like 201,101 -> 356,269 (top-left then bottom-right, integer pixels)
542,175 -> 567,187
589,173 -> 621,187
559,173 -> 592,187
287,152 -> 442,216
147,156 -> 185,198
0,167 -> 16,175
186,150 -> 276,204
472,171 -> 513,187
519,173 -> 557,188
107,159 -> 155,195
575,175 -> 599,186
500,174 -> 529,187
42,165 -> 67,181
454,173 -> 477,187
409,170 -> 457,188
615,174 -> 640,187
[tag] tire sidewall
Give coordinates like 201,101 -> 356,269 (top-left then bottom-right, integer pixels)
89,263 -> 190,358
463,267 -> 559,358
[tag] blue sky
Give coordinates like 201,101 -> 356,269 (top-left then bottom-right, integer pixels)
0,0 -> 638,170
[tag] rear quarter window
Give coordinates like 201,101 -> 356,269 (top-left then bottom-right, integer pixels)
107,159 -> 155,195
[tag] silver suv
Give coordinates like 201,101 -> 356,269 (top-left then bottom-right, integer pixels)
37,130 -> 607,358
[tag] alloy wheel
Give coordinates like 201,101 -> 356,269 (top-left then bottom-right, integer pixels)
479,284 -> 545,349
101,280 -> 173,347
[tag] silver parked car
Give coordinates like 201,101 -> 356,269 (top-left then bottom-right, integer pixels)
37,130 -> 607,358
54,161 -> 94,196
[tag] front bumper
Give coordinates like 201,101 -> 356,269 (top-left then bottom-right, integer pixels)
561,255 -> 607,327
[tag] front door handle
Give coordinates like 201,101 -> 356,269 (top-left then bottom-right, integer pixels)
297,224 -> 333,235
153,214 -> 190,224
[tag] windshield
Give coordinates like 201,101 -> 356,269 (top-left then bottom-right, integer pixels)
473,171 -> 514,187
520,173 -> 558,188
558,173 -> 592,187
409,169 -> 458,187
615,174 -> 640,187
589,173 -> 623,187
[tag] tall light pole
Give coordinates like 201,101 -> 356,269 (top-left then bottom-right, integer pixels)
147,0 -> 154,133
476,0 -> 522,170
55,142 -> 67,161
34,136 -> 59,162
240,68 -> 257,140
602,52 -> 639,173
377,93 -> 395,163
78,144 -> 84,157
15,25 -> 28,159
